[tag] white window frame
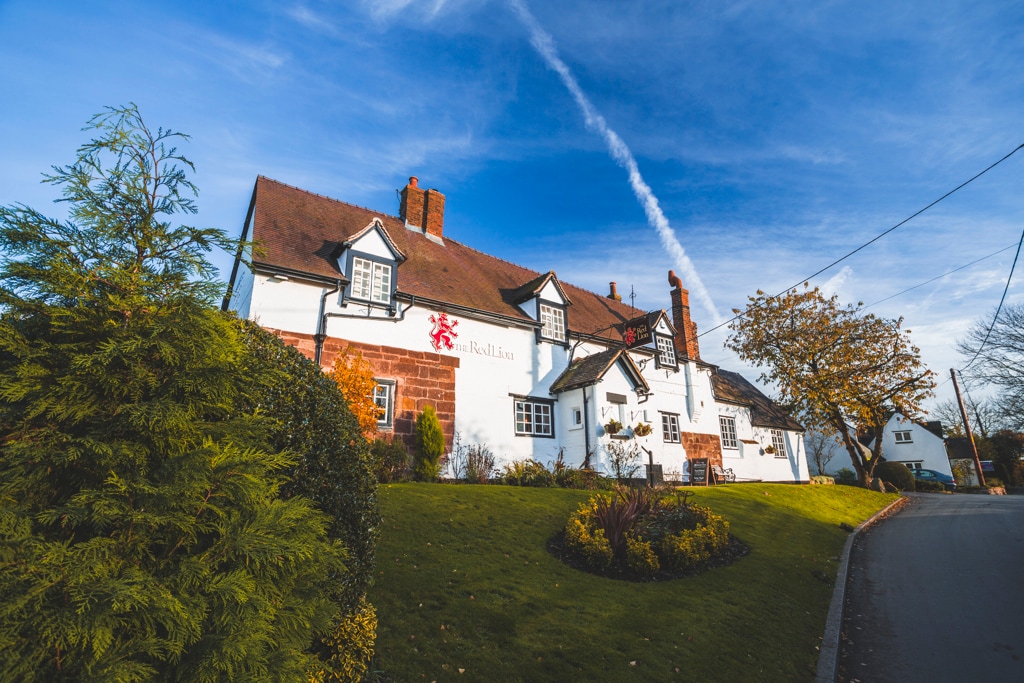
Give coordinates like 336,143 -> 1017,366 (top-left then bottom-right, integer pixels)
655,335 -> 677,368
514,398 -> 554,438
539,303 -> 566,342
894,430 -> 913,444
373,380 -> 394,429
719,415 -> 738,450
569,406 -> 583,431
351,256 -> 392,305
662,412 -> 681,443
770,428 -> 788,458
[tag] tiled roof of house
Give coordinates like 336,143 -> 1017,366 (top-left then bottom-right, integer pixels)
711,369 -> 804,432
247,176 -> 645,343
549,348 -> 649,394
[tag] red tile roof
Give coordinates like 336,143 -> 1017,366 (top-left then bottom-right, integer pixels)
247,176 -> 648,343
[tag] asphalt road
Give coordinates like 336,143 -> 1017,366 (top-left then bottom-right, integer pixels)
838,493 -> 1024,683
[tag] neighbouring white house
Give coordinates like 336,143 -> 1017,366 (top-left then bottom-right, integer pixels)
223,175 -> 809,483
818,412 -> 954,479
875,412 -> 954,477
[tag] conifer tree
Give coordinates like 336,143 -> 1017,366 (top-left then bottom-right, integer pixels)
0,105 -> 346,681
414,405 -> 445,481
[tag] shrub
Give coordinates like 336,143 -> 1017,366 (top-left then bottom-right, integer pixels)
414,405 -> 445,482
626,536 -> 660,578
834,467 -> 858,485
811,475 -> 835,485
915,479 -> 946,493
310,598 -> 378,683
562,489 -> 733,579
874,461 -> 916,492
606,440 -> 641,481
592,486 -> 660,556
448,433 -> 496,483
564,511 -> 613,570
370,437 -> 411,483
502,459 -> 555,487
986,476 -> 1005,488
239,321 -> 379,611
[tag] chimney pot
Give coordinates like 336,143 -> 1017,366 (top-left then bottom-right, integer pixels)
409,176 -> 418,187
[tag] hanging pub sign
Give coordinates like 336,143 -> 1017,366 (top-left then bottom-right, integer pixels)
621,313 -> 653,349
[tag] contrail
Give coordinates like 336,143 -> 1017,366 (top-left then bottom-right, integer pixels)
508,0 -> 723,325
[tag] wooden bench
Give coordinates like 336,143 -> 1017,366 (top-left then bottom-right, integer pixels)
712,464 -> 736,484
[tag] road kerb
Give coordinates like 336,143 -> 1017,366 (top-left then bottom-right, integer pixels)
814,495 -> 909,683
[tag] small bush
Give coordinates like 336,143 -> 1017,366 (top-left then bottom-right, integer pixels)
564,512 -> 613,570
625,536 -> 660,578
834,468 -> 857,486
310,599 -> 378,683
986,477 -> 1005,488
606,440 -> 641,481
448,433 -> 496,483
502,459 -> 555,487
874,461 -> 915,492
914,479 -> 946,493
370,438 -> 411,483
810,475 -> 834,485
562,489 -> 735,580
414,406 -> 445,482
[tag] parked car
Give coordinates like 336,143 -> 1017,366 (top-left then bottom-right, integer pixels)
911,468 -> 956,491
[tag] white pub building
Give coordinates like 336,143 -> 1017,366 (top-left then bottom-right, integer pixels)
224,176 -> 808,483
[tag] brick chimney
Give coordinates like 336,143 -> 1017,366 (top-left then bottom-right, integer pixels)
668,270 -> 700,360
608,282 -> 621,301
400,177 -> 445,240
400,176 -> 425,229
424,188 -> 445,240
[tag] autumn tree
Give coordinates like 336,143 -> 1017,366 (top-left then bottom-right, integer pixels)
0,105 -> 348,680
329,346 -> 384,438
728,285 -> 935,486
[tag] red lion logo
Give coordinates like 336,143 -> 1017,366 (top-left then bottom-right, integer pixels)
428,312 -> 459,352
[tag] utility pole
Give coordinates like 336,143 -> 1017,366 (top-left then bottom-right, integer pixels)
951,368 -> 986,487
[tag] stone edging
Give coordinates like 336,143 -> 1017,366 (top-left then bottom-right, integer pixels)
814,495 -> 910,683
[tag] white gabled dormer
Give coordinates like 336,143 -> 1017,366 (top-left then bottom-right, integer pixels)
510,271 -> 572,345
336,218 -> 406,310
619,310 -> 679,371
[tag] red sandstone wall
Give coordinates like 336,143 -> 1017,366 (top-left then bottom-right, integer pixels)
680,431 -> 723,468
268,329 -> 459,448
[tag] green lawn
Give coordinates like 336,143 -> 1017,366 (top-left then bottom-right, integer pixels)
367,483 -> 896,682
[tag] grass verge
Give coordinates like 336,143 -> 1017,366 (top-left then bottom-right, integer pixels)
367,483 -> 896,682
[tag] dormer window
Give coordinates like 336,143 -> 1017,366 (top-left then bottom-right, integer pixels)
350,256 -> 393,305
539,303 -> 566,342
655,335 -> 677,368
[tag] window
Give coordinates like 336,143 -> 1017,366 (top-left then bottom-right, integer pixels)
655,335 -> 677,368
570,406 -> 583,430
719,415 -> 738,450
539,303 -> 566,342
894,430 -> 913,444
373,381 -> 394,428
514,398 -> 554,437
662,413 -> 681,443
770,429 -> 788,458
351,256 -> 392,305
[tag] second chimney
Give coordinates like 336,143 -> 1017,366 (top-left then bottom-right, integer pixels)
608,282 -> 621,301
668,270 -> 700,360
400,176 -> 445,241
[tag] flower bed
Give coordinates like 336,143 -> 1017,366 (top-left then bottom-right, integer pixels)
552,487 -> 747,581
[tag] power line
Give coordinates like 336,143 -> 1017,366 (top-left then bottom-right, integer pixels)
863,244 -> 1018,309
699,141 -> 1024,338
960,225 -> 1024,371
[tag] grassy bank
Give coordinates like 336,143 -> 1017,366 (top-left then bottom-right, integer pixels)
367,483 -> 896,682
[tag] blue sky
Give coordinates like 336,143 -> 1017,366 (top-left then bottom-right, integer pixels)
2,0 -> 1022,412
